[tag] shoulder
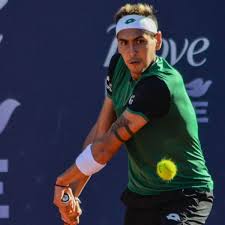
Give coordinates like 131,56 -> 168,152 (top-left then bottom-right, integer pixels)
108,53 -> 121,78
135,76 -> 170,95
144,57 -> 184,94
127,76 -> 171,120
105,53 -> 121,97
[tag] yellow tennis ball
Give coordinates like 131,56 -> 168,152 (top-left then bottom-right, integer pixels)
156,159 -> 177,181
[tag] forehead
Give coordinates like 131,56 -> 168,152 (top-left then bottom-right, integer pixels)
117,29 -> 148,40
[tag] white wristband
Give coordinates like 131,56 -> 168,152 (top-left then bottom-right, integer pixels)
75,144 -> 106,176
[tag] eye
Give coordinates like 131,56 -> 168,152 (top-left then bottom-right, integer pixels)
136,39 -> 146,45
118,40 -> 127,46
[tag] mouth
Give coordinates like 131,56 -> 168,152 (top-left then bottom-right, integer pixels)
128,60 -> 141,65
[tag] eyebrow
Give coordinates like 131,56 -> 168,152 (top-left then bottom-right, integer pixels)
118,36 -> 145,42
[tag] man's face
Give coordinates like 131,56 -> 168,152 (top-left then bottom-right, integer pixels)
117,29 -> 162,79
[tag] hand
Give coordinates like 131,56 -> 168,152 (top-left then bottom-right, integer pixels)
54,185 -> 82,224
60,196 -> 82,225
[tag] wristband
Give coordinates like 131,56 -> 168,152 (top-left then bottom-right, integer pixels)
75,144 -> 106,176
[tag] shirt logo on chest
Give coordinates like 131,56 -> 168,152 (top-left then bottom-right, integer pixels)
166,213 -> 181,222
128,95 -> 135,105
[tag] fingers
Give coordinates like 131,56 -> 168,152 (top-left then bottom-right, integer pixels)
75,201 -> 82,217
75,216 -> 79,224
63,220 -> 78,225
60,210 -> 72,224
60,208 -> 80,224
53,186 -> 74,208
62,215 -> 79,225
59,200 -> 81,225
53,185 -> 81,225
53,186 -> 68,207
60,210 -> 80,224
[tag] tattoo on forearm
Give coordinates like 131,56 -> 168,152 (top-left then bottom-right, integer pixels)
111,115 -> 133,142
111,115 -> 130,131
124,124 -> 134,136
113,130 -> 126,142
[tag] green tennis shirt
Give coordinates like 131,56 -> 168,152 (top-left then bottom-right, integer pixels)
108,56 -> 213,195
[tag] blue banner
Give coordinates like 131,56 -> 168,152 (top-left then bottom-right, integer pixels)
0,0 -> 224,224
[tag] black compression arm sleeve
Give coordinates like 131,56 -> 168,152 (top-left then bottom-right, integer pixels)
127,76 -> 171,120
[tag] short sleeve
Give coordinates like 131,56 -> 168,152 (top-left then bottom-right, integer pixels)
127,76 -> 171,121
105,53 -> 120,98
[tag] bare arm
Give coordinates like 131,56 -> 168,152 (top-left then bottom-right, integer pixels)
56,108 -> 148,188
69,96 -> 116,196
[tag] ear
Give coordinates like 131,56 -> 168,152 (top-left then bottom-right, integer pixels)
155,31 -> 162,51
117,39 -> 122,54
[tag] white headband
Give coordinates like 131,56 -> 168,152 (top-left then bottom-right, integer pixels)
116,14 -> 157,35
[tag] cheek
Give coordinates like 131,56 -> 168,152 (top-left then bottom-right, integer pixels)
141,46 -> 154,60
118,48 -> 127,60
139,46 -> 155,67
118,46 -> 122,54
147,41 -> 157,52
146,43 -> 157,56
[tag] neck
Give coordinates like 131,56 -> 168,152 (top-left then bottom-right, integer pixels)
130,72 -> 141,81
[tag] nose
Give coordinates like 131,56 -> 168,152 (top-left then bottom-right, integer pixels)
127,43 -> 138,56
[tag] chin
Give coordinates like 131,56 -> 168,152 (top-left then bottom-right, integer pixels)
128,64 -> 140,72
129,70 -> 143,79
132,66 -> 143,73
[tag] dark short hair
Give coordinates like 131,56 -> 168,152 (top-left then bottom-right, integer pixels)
114,3 -> 158,30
